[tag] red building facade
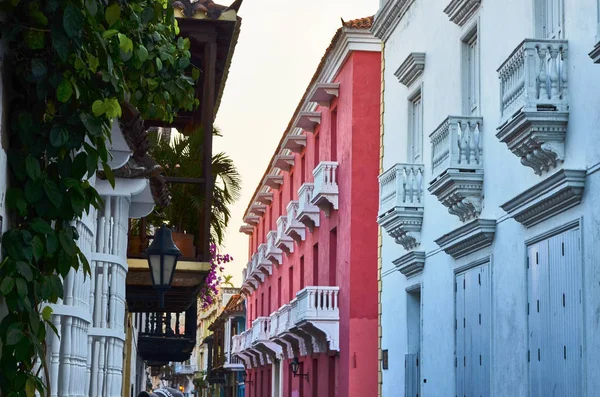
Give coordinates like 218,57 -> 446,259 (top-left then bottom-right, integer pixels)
232,17 -> 380,397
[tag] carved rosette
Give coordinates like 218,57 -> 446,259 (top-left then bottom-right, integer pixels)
428,169 -> 484,222
496,111 -> 568,175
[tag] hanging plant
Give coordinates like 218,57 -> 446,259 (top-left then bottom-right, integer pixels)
0,0 -> 198,394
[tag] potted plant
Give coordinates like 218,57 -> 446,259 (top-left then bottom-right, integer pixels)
146,126 -> 241,258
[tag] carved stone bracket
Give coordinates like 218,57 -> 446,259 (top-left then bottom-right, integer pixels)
243,214 -> 260,225
428,169 -> 484,222
239,224 -> 254,235
501,169 -> 585,228
378,208 -> 423,250
308,83 -> 340,107
250,203 -> 267,214
282,134 -> 307,154
393,251 -> 425,278
496,111 -> 568,175
264,174 -> 284,189
281,333 -> 309,357
294,112 -> 321,133
394,53 -> 426,87
256,192 -> 274,205
435,219 -> 496,259
275,216 -> 294,254
273,155 -> 295,172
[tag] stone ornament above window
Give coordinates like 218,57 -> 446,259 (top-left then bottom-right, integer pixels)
435,219 -> 496,259
393,251 -> 425,278
443,0 -> 481,27
500,169 -> 585,228
394,53 -> 426,87
372,0 -> 417,41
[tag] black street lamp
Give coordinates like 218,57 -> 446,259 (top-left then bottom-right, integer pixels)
146,224 -> 182,308
290,357 -> 309,381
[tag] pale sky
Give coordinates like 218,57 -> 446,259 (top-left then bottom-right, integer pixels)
213,0 -> 379,287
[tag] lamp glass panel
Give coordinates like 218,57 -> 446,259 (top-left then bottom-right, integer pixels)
163,254 -> 177,285
149,255 -> 161,285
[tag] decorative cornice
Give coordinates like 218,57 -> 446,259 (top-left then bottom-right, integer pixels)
308,83 -> 340,107
393,251 -> 425,278
294,112 -> 321,133
250,203 -> 267,214
256,192 -> 274,204
273,155 -> 295,172
243,214 -> 260,225
443,0 -> 481,26
394,53 -> 426,87
496,110 -> 568,176
264,174 -> 284,189
282,134 -> 307,154
435,219 -> 496,259
500,169 -> 585,228
239,224 -> 254,235
372,0 -> 416,42
589,41 -> 600,63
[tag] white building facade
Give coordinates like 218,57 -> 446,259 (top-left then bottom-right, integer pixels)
374,1 -> 600,396
43,119 -> 158,397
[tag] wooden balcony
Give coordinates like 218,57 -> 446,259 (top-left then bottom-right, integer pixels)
137,307 -> 197,363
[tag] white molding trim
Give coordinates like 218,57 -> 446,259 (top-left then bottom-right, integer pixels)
47,303 -> 92,324
454,254 -> 491,274
395,53 -> 426,87
393,250 -> 426,277
525,218 -> 580,246
372,0 -> 417,42
435,219 -> 496,259
320,29 -> 381,85
242,27 -> 380,221
501,169 -> 586,228
96,178 -> 147,197
88,327 -> 126,341
91,253 -> 128,271
443,0 -> 481,27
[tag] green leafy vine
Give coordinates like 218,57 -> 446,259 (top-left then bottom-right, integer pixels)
0,0 -> 198,394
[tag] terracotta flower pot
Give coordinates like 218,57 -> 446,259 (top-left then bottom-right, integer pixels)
172,232 -> 196,259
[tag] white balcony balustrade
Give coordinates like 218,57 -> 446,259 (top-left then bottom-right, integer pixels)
311,161 -> 339,216
250,317 -> 282,359
429,116 -> 484,222
275,216 -> 294,254
297,183 -> 321,230
256,244 -> 273,276
173,363 -> 195,375
294,286 -> 340,352
251,317 -> 271,344
249,254 -> 265,284
497,39 -> 569,175
285,201 -> 306,242
377,164 -> 425,250
265,230 -> 283,265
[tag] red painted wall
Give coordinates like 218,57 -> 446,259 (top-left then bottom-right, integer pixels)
244,49 -> 380,397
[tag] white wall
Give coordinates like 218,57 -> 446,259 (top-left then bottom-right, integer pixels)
379,0 -> 600,396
